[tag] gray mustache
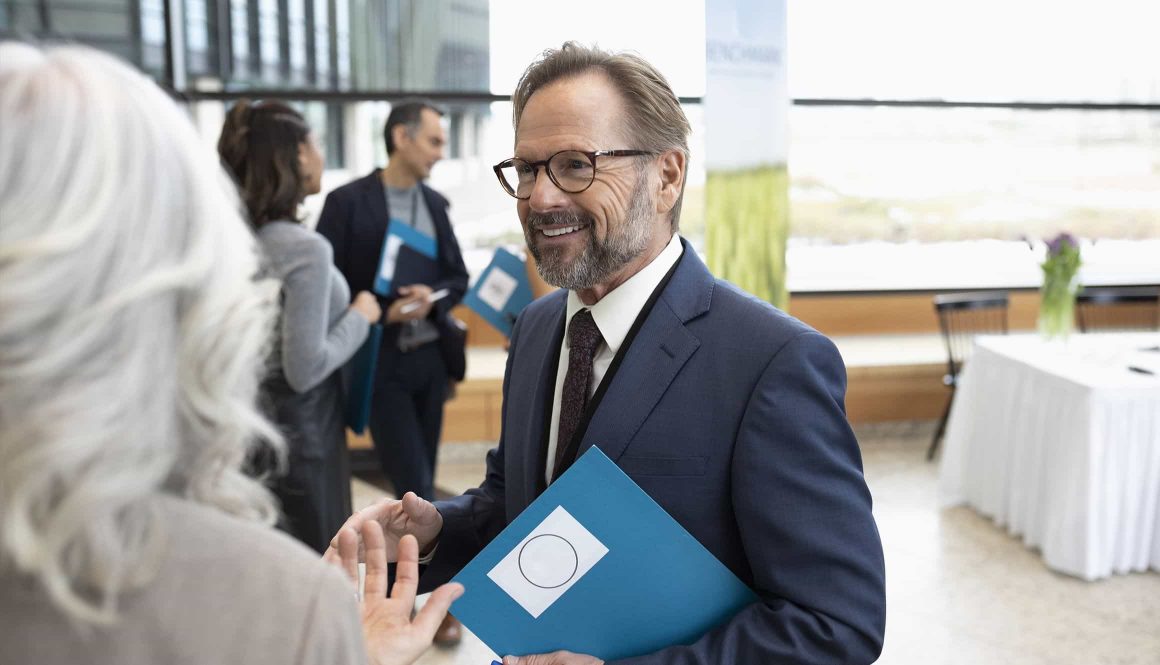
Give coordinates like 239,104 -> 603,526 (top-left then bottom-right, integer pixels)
526,210 -> 591,231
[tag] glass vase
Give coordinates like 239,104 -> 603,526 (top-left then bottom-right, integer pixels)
1038,280 -> 1078,340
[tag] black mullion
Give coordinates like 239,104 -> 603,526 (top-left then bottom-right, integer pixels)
128,0 -> 142,68
276,0 -> 289,80
324,0 -> 336,88
36,0 -> 49,31
794,98 -> 1160,112
302,0 -> 316,84
246,0 -> 259,79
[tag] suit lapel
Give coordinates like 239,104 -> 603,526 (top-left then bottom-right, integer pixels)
512,296 -> 567,505
581,303 -> 699,463
360,169 -> 390,236
578,239 -> 713,464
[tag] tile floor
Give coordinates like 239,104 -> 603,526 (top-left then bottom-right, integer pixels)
352,422 -> 1160,665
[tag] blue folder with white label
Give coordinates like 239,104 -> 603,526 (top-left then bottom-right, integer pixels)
461,247 -> 533,338
373,220 -> 438,296
344,323 -> 382,434
448,448 -> 757,661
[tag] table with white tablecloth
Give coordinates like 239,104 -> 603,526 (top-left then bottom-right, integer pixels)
938,332 -> 1160,580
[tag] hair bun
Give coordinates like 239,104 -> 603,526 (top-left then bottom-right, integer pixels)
218,99 -> 255,181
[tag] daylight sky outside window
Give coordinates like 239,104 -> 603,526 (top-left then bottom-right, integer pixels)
490,0 -> 1160,102
788,0 -> 1160,102
489,0 -> 705,97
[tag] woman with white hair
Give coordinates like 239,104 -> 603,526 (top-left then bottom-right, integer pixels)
0,42 -> 461,665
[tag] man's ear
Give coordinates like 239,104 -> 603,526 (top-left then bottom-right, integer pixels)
655,149 -> 686,215
392,124 -> 410,152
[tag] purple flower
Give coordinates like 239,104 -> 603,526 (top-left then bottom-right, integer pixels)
1046,232 -> 1078,257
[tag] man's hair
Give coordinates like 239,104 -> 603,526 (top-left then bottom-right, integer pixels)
218,99 -> 311,227
512,42 -> 691,230
0,42 -> 283,624
383,99 -> 444,155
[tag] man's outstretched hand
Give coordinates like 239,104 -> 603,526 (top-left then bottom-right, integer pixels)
325,491 -> 444,563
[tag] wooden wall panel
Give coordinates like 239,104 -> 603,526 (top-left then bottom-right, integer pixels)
844,363 -> 948,423
788,291 -> 1042,337
440,379 -> 503,443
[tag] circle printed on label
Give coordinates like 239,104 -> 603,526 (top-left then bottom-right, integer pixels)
518,534 -> 579,589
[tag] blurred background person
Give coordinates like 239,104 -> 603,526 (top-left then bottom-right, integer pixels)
218,99 -> 381,554
318,100 -> 471,646
317,100 -> 469,505
0,41 -> 459,665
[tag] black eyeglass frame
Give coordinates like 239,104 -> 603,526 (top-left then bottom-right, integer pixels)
492,149 -> 653,199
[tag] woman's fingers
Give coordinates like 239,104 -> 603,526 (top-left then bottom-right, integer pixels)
390,534 -> 420,606
412,583 -> 465,638
336,526 -> 360,585
361,520 -> 390,600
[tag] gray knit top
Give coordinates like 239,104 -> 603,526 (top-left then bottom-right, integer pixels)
257,221 -> 370,393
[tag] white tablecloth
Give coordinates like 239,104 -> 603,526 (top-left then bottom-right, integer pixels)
939,332 -> 1160,580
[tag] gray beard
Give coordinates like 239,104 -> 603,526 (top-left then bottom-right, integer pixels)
524,175 -> 653,291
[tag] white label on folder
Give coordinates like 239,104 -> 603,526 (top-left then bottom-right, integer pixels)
478,268 -> 519,312
487,506 -> 608,619
379,234 -> 404,282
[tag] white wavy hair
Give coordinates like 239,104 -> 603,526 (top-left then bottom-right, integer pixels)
0,43 -> 284,624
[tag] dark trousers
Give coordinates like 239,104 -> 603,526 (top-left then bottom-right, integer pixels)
370,343 -> 447,501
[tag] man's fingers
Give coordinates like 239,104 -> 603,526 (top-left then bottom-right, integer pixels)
401,491 -> 436,524
335,527 -> 359,584
361,520 -> 389,599
412,582 -> 465,638
391,534 -> 420,605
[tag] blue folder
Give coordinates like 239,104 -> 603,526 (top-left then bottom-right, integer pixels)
344,323 -> 381,434
449,448 -> 757,661
462,247 -> 533,338
373,220 -> 438,296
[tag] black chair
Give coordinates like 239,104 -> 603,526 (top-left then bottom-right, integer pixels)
929,292 -> 1009,460
1076,287 -> 1159,333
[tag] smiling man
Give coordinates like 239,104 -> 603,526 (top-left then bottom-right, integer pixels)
334,43 -> 886,665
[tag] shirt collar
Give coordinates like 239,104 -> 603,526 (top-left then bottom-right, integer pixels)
565,233 -> 684,352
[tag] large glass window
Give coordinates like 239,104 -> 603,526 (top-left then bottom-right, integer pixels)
790,106 -> 1160,244
784,0 -> 1160,290
7,0 -> 1156,289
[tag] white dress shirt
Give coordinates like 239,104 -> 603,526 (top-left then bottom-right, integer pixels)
544,233 -> 684,484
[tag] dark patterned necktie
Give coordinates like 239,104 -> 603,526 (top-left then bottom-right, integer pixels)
554,308 -> 603,474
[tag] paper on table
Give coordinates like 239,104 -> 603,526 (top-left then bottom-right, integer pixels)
1128,352 -> 1160,375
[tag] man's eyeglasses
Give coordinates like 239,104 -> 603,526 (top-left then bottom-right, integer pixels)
492,149 -> 652,200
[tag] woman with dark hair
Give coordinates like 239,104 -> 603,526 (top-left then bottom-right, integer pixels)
219,100 -> 381,553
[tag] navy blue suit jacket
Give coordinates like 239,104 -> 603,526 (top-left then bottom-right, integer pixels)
316,169 -> 468,370
424,239 -> 886,664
